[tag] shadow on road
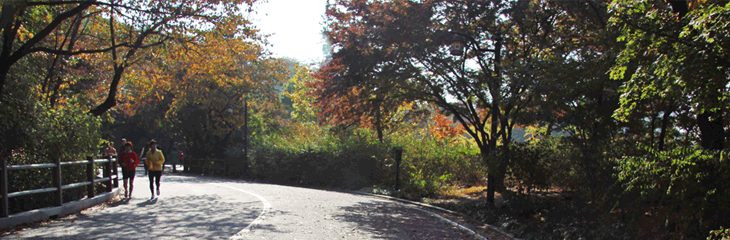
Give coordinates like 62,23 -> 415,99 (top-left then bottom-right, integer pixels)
136,198 -> 157,207
334,201 -> 473,240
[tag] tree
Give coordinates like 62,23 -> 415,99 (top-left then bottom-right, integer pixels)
116,15 -> 286,158
312,56 -> 412,143
610,0 -> 730,150
0,0 -> 258,115
319,0 -> 556,204
507,0 -> 629,195
283,64 -> 319,123
608,1 -> 730,236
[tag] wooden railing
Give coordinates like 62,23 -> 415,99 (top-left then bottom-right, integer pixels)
0,157 -> 119,218
186,158 -> 245,177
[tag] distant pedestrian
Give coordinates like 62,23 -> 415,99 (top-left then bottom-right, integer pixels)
178,151 -> 185,172
118,142 -> 139,199
140,145 -> 148,176
116,138 -> 128,159
169,148 -> 180,173
145,140 -> 165,198
104,142 -> 117,159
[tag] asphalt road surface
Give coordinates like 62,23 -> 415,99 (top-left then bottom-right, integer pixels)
2,169 -> 491,240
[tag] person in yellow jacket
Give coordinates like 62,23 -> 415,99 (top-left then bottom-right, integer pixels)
145,140 -> 165,198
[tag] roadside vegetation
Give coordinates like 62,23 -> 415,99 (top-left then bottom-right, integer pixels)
2,1 -> 729,239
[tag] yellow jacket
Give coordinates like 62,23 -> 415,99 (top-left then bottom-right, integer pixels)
145,150 -> 165,171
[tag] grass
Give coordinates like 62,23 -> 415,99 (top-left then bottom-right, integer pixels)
438,185 -> 490,199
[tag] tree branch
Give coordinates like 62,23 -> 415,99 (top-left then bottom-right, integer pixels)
8,1 -> 93,66
30,41 -> 166,56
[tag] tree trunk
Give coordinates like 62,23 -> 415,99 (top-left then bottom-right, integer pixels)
375,100 -> 383,143
484,149 -> 495,206
650,111 -> 657,148
658,105 -> 674,151
496,115 -> 512,193
496,147 -> 509,192
0,64 -> 9,100
482,136 -> 497,206
0,1 -> 23,100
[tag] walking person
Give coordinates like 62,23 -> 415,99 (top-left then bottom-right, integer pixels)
104,142 -> 117,159
118,142 -> 139,199
116,138 -> 128,158
140,145 -> 148,176
169,147 -> 181,173
145,140 -> 165,198
178,151 -> 185,172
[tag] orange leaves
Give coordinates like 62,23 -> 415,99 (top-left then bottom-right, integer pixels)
16,26 -> 34,41
429,110 -> 465,140
117,10 -> 285,124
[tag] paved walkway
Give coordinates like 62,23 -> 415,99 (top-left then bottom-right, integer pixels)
2,169 -> 505,239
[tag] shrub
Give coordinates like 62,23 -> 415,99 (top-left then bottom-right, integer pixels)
2,97 -> 103,214
238,123 -> 484,196
508,136 -> 584,194
388,130 -> 483,197
245,124 -> 387,189
614,146 -> 730,239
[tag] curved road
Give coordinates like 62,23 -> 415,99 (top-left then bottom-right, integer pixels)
3,169 -> 491,240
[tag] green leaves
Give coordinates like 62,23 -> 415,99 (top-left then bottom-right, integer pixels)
614,145 -> 730,234
283,65 -> 318,122
610,0 -> 730,126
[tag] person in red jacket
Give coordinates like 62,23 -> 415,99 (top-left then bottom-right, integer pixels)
118,142 -> 139,199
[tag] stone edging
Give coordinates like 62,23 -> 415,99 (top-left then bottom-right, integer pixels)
0,188 -> 122,230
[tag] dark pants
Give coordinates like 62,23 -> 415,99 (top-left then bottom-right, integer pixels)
149,170 -> 162,194
122,170 -> 136,180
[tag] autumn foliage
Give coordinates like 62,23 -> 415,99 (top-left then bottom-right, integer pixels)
429,110 -> 465,140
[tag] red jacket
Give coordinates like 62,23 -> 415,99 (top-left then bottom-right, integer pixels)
118,151 -> 139,171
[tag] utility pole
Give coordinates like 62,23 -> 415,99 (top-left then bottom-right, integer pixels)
243,97 -> 249,176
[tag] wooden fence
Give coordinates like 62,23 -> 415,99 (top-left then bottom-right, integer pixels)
0,157 -> 118,218
185,158 -> 246,177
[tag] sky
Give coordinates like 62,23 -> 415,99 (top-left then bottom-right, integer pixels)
250,0 -> 329,63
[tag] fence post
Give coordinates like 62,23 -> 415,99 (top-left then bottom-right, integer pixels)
393,147 -> 403,191
1,158 -> 8,217
112,159 -> 118,188
86,157 -> 95,198
104,156 -> 112,192
54,158 -> 63,206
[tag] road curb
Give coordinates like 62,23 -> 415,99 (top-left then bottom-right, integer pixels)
0,188 -> 122,230
345,190 -> 519,240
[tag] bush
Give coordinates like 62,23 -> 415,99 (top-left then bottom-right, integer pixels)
614,146 -> 730,239
508,136 -> 584,194
246,124 -> 386,189
1,82 -> 103,214
388,130 -> 483,197
238,123 -> 485,196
